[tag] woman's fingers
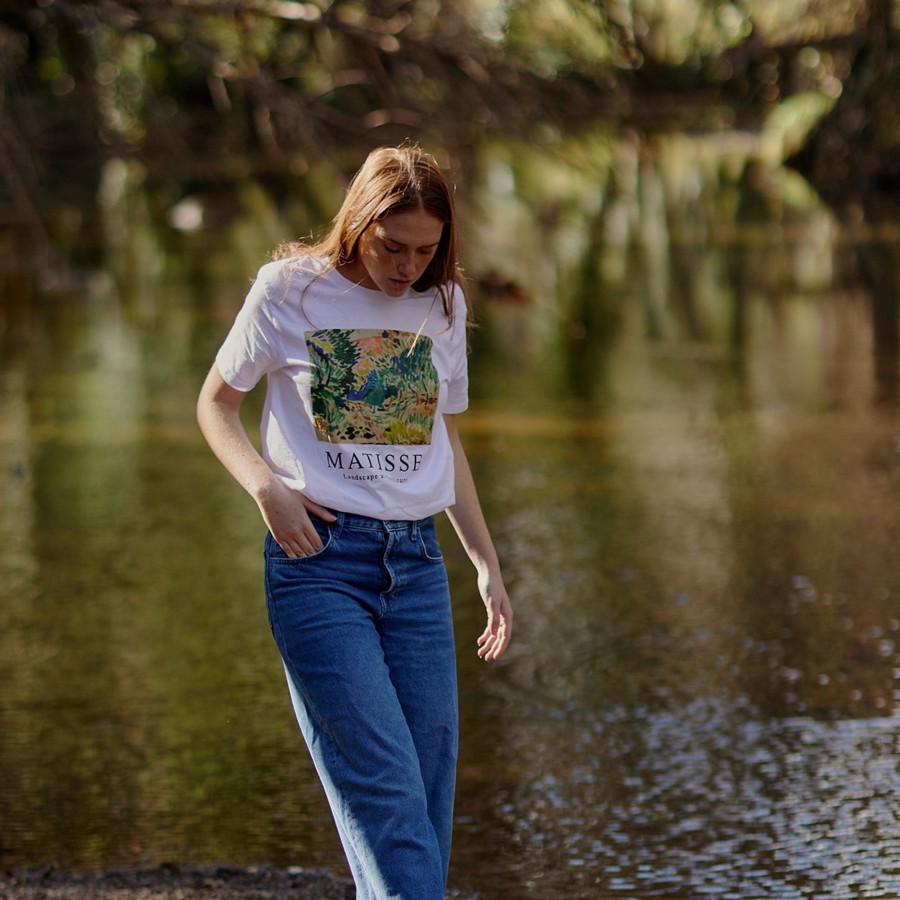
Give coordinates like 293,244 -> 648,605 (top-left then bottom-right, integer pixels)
303,498 -> 338,523
476,605 -> 512,661
278,517 -> 326,557
258,481 -> 335,557
271,496 -> 338,557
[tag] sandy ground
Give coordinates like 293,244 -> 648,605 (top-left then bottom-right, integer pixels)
0,865 -> 354,899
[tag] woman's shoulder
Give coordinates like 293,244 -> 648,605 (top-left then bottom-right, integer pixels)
447,280 -> 469,327
412,280 -> 468,346
255,254 -> 325,286
245,255 -> 328,307
413,278 -> 467,305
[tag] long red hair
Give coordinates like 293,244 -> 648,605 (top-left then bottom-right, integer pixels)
276,145 -> 467,326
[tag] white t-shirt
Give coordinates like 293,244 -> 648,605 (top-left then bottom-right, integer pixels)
216,256 -> 469,520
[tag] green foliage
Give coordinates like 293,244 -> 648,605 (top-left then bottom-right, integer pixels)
0,0 -> 894,226
308,328 -> 361,433
503,0 -> 619,75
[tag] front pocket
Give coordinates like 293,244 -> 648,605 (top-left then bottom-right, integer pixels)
417,525 -> 444,562
264,519 -> 333,563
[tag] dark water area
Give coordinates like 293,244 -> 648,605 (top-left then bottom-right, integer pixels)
2,148 -> 900,898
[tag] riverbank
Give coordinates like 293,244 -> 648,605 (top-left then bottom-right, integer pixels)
0,865 -> 354,899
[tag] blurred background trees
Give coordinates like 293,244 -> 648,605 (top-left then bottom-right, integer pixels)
0,0 -> 896,242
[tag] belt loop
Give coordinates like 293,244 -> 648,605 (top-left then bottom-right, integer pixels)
410,519 -> 419,542
332,510 -> 344,538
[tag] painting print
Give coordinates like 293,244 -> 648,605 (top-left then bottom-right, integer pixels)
306,328 -> 439,445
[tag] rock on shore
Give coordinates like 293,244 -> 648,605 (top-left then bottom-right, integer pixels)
0,864 -> 354,899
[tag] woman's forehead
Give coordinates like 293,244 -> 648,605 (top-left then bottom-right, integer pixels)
373,209 -> 445,245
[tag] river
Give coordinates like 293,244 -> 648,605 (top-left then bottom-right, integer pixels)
1,141 -> 900,898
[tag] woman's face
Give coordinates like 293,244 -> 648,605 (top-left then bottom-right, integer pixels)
344,208 -> 445,297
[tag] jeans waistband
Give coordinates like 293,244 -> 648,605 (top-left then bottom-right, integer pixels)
329,510 -> 432,537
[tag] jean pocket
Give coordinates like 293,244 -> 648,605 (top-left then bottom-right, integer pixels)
264,519 -> 333,562
417,524 -> 444,562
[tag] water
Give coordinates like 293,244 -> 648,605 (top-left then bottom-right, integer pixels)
450,276 -> 900,897
2,166 -> 900,898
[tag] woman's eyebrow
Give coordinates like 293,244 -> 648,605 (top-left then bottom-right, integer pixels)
383,236 -> 441,249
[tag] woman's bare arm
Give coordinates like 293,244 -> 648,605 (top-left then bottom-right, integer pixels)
443,414 -> 513,661
196,364 -> 335,557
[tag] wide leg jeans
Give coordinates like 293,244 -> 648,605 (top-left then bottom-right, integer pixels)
264,511 -> 459,900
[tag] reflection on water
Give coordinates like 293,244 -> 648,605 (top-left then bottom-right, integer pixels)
2,148 -> 900,898
450,275 -> 900,897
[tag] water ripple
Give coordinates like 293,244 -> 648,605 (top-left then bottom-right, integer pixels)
493,698 -> 900,897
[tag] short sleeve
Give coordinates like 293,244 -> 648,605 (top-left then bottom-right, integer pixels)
444,284 -> 469,414
215,261 -> 286,392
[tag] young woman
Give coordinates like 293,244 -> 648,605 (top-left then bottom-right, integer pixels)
196,145 -> 513,899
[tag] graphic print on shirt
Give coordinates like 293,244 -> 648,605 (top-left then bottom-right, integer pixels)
306,328 -> 438,445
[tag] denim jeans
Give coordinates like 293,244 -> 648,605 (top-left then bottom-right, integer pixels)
264,511 -> 459,900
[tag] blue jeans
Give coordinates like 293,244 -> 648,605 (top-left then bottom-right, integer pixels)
264,512 -> 458,900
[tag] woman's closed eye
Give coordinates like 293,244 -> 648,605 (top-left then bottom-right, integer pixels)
383,240 -> 437,256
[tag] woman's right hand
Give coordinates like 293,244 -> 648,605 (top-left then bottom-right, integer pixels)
255,477 -> 337,558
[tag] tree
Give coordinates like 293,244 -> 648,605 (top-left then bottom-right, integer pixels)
0,0 -> 895,237
787,0 -> 900,219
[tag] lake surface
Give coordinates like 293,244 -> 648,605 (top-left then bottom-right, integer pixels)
2,162 -> 900,898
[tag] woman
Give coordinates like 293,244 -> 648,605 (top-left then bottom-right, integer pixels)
196,145 -> 513,899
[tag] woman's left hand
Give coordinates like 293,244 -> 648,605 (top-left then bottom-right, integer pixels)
476,573 -> 513,662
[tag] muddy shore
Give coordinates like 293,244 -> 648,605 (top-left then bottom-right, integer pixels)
0,865 -> 354,899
